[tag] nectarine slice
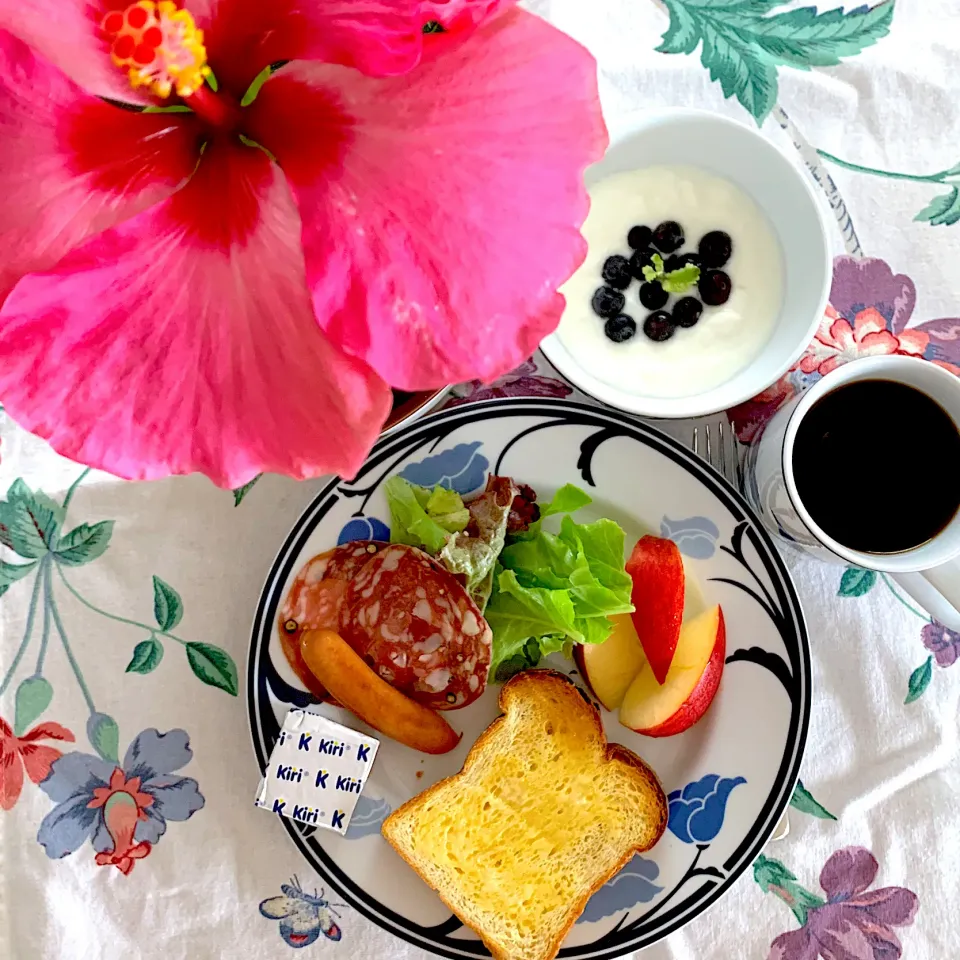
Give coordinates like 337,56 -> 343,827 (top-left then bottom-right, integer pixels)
619,606 -> 725,738
300,630 -> 461,755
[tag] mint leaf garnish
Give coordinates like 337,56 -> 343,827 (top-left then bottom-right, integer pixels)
640,252 -> 700,294
661,263 -> 701,294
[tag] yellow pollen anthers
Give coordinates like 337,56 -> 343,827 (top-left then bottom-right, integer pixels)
102,1 -> 210,99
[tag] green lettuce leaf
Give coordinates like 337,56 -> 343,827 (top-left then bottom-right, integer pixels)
425,486 -> 470,533
384,477 -> 468,554
486,568 -> 582,678
487,486 -> 633,681
558,516 -> 633,597
540,484 -> 593,518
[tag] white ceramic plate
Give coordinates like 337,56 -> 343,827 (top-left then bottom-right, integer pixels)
248,398 -> 810,958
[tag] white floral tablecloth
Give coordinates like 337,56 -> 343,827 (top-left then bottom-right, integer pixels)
3,1 -> 960,958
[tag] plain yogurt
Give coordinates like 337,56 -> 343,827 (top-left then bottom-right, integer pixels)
558,165 -> 784,399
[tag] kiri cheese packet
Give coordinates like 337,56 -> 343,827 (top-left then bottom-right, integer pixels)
256,710 -> 380,835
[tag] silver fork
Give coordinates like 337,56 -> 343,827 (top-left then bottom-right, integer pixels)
689,419 -> 791,844
691,419 -> 744,492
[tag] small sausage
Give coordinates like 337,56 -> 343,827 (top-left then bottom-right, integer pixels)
300,630 -> 461,756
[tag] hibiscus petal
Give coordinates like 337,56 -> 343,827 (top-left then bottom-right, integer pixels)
19,744 -> 64,785
19,722 -> 75,743
197,0 -> 422,100
421,0 -> 512,35
819,846 -> 879,899
0,0 -> 148,103
0,31 -> 200,304
247,8 -> 607,390
0,139 -> 392,487
848,887 -> 919,928
767,926 -> 818,960
1,739 -> 24,810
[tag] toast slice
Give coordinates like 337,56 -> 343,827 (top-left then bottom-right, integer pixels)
382,669 -> 667,960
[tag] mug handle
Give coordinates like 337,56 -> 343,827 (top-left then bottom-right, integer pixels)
892,560 -> 960,632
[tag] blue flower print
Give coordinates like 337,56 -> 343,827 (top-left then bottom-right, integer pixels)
577,856 -> 663,923
660,516 -> 720,560
36,728 -> 204,873
345,795 -> 391,839
399,442 -> 488,494
338,516 -> 390,545
668,775 -> 746,844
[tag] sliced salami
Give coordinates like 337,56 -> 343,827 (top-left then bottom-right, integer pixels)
339,544 -> 491,710
277,541 -> 387,698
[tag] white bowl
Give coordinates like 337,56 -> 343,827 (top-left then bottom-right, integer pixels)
541,109 -> 832,419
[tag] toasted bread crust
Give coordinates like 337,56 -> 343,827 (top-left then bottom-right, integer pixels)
382,669 -> 668,960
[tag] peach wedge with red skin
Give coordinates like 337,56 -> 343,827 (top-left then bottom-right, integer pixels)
619,606 -> 725,738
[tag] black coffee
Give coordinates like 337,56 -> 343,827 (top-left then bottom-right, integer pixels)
792,379 -> 960,553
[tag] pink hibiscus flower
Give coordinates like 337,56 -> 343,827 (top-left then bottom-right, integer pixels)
0,0 -> 606,487
0,715 -> 75,810
798,305 -> 929,377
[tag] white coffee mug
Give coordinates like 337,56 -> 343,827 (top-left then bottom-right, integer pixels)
744,355 -> 960,631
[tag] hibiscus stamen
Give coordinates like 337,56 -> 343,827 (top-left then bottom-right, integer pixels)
102,1 -> 210,99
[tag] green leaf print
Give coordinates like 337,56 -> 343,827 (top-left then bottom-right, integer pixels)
126,638 -> 164,675
657,0 -> 895,123
904,656 -> 933,704
14,676 -> 53,735
0,479 -> 63,558
838,566 -> 877,597
55,521 -> 114,566
790,779 -> 837,820
915,186 -> 960,227
0,558 -> 38,598
185,642 -> 238,696
87,712 -> 120,763
152,576 -> 184,631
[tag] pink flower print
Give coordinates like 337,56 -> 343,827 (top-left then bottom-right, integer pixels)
798,306 -> 930,377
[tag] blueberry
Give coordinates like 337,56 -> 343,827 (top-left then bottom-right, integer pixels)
639,282 -> 668,311
698,270 -> 732,306
601,255 -> 632,290
699,231 -> 733,268
643,311 -> 675,342
627,225 -> 653,249
675,252 -> 701,270
652,221 -> 684,254
673,296 -> 703,328
591,286 -> 626,318
604,314 -> 637,343
629,247 -> 655,280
